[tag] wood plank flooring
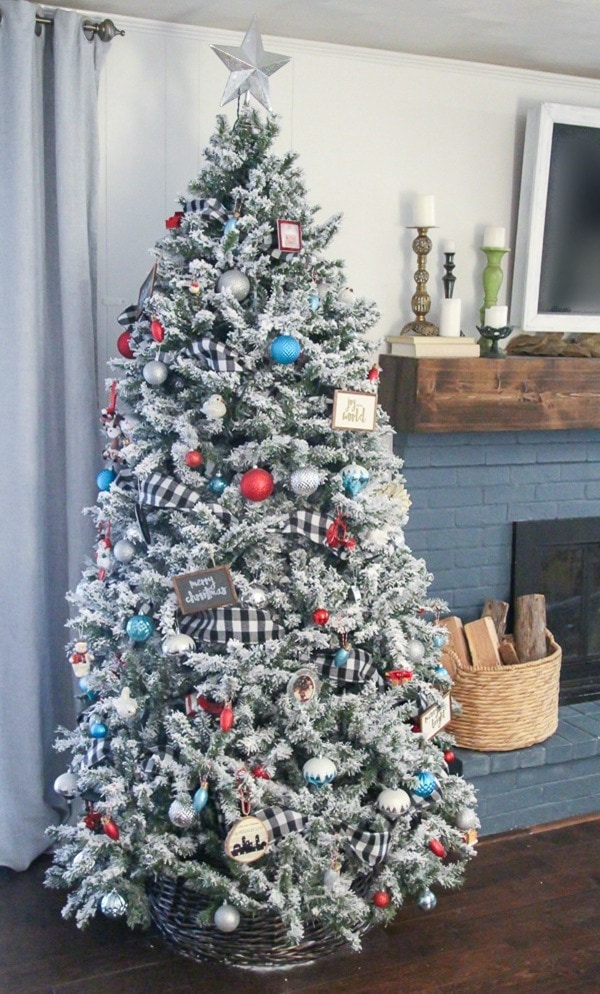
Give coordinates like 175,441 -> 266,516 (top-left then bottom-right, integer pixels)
1,819 -> 599,994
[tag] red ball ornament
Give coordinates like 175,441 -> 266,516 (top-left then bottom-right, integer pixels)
117,331 -> 134,359
220,702 -> 234,733
150,318 -> 165,343
102,817 -> 120,841
444,749 -> 456,765
240,468 -> 274,502
251,764 -> 271,780
429,839 -> 446,858
372,890 -> 391,908
367,364 -> 380,382
185,450 -> 203,469
312,608 -> 329,626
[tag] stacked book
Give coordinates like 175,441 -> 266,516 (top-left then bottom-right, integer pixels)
386,334 -> 480,357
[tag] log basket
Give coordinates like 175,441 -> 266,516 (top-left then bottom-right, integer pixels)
447,630 -> 561,752
147,872 -> 373,969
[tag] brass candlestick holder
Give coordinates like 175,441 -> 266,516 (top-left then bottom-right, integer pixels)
401,226 -> 438,336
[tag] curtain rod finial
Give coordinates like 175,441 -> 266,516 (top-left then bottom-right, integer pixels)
83,18 -> 125,42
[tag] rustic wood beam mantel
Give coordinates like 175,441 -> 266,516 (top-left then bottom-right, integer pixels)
378,355 -> 600,432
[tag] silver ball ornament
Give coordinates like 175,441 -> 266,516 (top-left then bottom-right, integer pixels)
112,539 -> 136,564
406,638 -> 426,664
456,808 -> 478,831
217,269 -> 250,301
245,585 -> 268,608
418,888 -> 437,911
53,772 -> 78,799
143,360 -> 168,386
214,902 -> 240,932
168,798 -> 195,829
162,633 -> 196,656
100,890 -> 127,918
376,788 -> 412,820
290,467 -> 320,496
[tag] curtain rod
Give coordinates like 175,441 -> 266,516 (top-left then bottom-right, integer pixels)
0,11 -> 125,41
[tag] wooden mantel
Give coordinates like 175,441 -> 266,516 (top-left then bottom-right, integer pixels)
378,355 -> 600,433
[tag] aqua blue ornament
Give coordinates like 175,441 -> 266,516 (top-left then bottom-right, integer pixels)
193,782 -> 209,813
126,614 -> 154,642
90,722 -> 108,739
223,216 -> 238,234
270,334 -> 301,365
341,464 -> 370,497
432,631 -> 446,648
308,291 -> 321,312
334,647 -> 350,667
208,474 -> 228,495
435,665 -> 450,681
96,468 -> 116,491
413,771 -> 437,798
78,677 -> 89,693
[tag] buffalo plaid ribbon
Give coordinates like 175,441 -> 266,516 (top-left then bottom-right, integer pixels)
344,826 -> 390,866
186,337 -> 243,373
183,197 -> 228,222
181,606 -> 285,644
284,510 -> 330,545
79,739 -> 111,769
315,649 -> 385,688
255,806 -> 310,841
117,303 -> 139,328
138,472 -> 201,512
142,744 -> 179,775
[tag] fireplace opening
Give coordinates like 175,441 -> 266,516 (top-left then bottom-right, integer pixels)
512,517 -> 600,705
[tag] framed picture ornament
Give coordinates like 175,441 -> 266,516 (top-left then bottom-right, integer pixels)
332,390 -> 378,432
419,692 -> 452,740
225,815 -> 270,863
286,668 -> 321,704
172,565 -> 238,615
276,219 -> 302,252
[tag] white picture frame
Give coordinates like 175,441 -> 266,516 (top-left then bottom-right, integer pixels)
512,102 -> 600,333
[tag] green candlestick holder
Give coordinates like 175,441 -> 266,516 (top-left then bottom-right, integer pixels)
479,246 -> 510,325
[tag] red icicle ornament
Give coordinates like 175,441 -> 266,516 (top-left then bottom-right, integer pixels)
102,817 -> 120,841
220,702 -> 234,733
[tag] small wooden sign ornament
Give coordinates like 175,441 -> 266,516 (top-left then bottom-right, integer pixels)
419,692 -> 452,740
225,815 -> 270,863
172,565 -> 238,616
332,390 -> 378,432
276,219 -> 302,252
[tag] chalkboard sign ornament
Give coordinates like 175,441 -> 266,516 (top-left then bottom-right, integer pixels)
172,565 -> 238,616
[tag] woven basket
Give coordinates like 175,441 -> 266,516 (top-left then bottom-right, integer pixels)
148,873 -> 372,968
447,631 -> 561,752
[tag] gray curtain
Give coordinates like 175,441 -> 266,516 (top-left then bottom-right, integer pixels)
0,0 -> 108,869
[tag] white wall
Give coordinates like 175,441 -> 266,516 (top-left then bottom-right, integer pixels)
96,14 -> 600,377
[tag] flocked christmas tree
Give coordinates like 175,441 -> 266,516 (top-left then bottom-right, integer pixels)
47,22 -> 477,965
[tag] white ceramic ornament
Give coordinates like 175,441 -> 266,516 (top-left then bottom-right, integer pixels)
376,788 -> 412,819
162,633 -> 196,655
303,757 -> 336,788
406,639 -> 426,663
143,360 -> 168,386
455,808 -> 478,831
112,539 -> 136,564
100,890 -> 127,918
337,286 -> 355,307
214,902 -> 240,932
53,772 -> 78,798
290,467 -> 320,496
113,686 -> 138,719
201,394 -> 227,419
168,798 -> 195,828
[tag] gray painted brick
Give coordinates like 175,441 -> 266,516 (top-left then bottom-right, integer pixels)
490,752 -> 521,772
431,446 -> 487,467
484,484 -> 536,505
460,465 -> 508,486
455,751 -> 491,776
585,482 -> 600,499
410,527 -> 485,551
562,462 -> 600,480
404,508 -> 451,530
483,784 -> 544,815
482,524 -> 512,547
539,443 -> 589,462
557,500 -> 600,518
585,442 -> 600,460
428,487 -> 484,508
559,715 -> 600,744
543,735 -> 574,764
535,481 -> 585,501
455,504 -> 508,526
403,467 -> 458,489
511,501 -> 558,521
422,549 -> 455,572
571,700 -> 600,714
514,744 -> 547,768
511,463 -> 562,484
542,773 -> 600,802
486,446 -> 536,464
480,810 -> 531,835
454,546 -> 504,568
401,449 -> 431,467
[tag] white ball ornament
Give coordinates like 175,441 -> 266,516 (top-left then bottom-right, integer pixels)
290,467 -> 320,496
53,772 -> 78,799
168,798 -> 195,829
214,902 -> 240,932
303,757 -> 336,788
100,890 -> 127,919
376,788 -> 412,820
217,268 -> 250,300
456,808 -> 478,831
406,639 -> 426,664
112,539 -> 136,564
143,360 -> 168,386
162,633 -> 196,656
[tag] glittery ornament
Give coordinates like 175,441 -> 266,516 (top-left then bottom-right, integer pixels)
143,360 -> 168,385
418,888 -> 437,911
334,647 -> 350,667
303,757 -> 336,788
96,468 -> 116,491
270,334 -> 301,364
208,474 -> 228,495
429,838 -> 446,858
367,364 -> 380,381
312,608 -> 329,626
240,468 -> 274,501
102,817 -> 120,841
168,798 -> 195,829
308,291 -> 320,311
372,890 -> 391,908
220,702 -> 234,732
246,586 -> 268,608
211,17 -> 290,113
217,268 -> 250,300
432,630 -> 447,648
456,808 -> 478,831
100,890 -> 127,918
376,788 -> 411,819
90,722 -> 108,739
112,538 -> 136,564
413,771 -> 437,798
290,466 -> 320,496
53,772 -> 78,798
435,665 -> 450,681
150,318 -> 164,343
185,450 -> 203,469
406,639 -> 426,663
223,216 -> 238,234
214,902 -> 240,932
126,614 -> 154,642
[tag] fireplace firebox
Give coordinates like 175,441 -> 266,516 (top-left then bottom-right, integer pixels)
512,517 -> 600,704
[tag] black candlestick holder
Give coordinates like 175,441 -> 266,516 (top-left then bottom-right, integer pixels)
476,324 -> 513,358
443,252 -> 456,299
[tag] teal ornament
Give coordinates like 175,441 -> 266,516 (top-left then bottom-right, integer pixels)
414,771 -> 437,798
435,665 -> 450,681
432,631 -> 446,648
270,334 -> 301,364
418,888 -> 437,911
223,216 -> 238,234
341,463 -> 370,497
334,647 -> 350,667
208,474 -> 228,495
96,468 -> 116,491
90,722 -> 108,739
126,614 -> 154,642
193,783 -> 209,813
308,291 -> 320,312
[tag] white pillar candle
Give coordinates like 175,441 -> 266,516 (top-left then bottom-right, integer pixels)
483,226 -> 506,248
439,298 -> 461,337
442,240 -> 456,253
484,305 -> 508,328
412,195 -> 435,227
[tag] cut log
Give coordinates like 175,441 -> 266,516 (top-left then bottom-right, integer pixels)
499,637 -> 521,667
514,593 -> 547,662
481,599 -> 509,640
463,617 -> 502,671
437,616 -> 470,677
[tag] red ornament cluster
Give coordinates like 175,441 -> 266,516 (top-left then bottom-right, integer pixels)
240,468 -> 274,502
165,211 -> 183,228
326,514 -> 356,552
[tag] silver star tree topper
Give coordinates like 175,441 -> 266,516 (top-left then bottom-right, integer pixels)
211,17 -> 290,113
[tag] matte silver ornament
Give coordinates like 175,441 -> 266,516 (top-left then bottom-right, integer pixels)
168,798 -> 195,829
162,633 -> 196,656
214,902 -> 241,932
455,808 -> 478,831
143,359 -> 168,385
406,638 -> 426,663
100,890 -> 127,918
53,772 -> 78,798
217,269 -> 250,301
112,539 -> 136,564
290,467 -> 320,496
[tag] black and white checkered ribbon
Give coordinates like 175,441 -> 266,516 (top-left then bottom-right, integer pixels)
255,805 -> 310,841
181,606 -> 285,644
117,303 -> 139,328
113,466 -> 135,492
344,826 -> 390,867
186,338 -> 243,373
79,739 -> 111,769
138,472 -> 201,512
183,197 -> 228,222
315,649 -> 385,689
284,510 -> 330,545
142,744 -> 179,775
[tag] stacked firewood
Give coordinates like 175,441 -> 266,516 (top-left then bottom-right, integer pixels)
438,594 -> 548,676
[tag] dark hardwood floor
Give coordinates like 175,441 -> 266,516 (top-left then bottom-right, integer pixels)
2,818 -> 600,994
